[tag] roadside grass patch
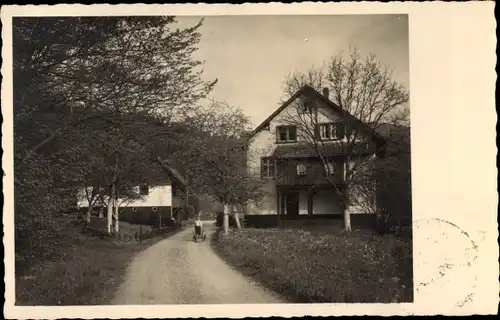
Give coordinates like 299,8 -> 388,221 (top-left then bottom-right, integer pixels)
212,225 -> 412,303
15,218 -> 183,305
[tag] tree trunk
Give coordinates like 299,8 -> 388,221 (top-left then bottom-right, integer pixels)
344,207 -> 352,232
107,185 -> 114,234
234,210 -> 242,229
98,205 -> 104,219
113,201 -> 119,233
98,193 -> 105,218
223,202 -> 230,234
86,205 -> 92,224
113,182 -> 120,233
343,187 -> 352,232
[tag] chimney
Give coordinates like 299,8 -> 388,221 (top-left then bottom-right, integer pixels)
322,87 -> 329,100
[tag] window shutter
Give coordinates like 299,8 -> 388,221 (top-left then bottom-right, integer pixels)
288,126 -> 297,141
261,159 -> 266,178
314,124 -> 320,140
336,122 -> 346,139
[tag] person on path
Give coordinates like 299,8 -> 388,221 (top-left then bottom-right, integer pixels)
194,216 -> 203,237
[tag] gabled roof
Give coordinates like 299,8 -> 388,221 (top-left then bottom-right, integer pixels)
165,165 -> 188,187
156,157 -> 188,187
248,85 -> 386,143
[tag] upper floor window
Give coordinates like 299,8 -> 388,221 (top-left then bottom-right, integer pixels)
296,163 -> 307,176
276,125 -> 297,143
317,122 -> 345,141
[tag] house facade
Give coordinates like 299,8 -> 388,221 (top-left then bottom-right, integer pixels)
245,85 -> 385,225
77,161 -> 189,226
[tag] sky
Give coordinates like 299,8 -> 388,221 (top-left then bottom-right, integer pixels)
174,15 -> 409,127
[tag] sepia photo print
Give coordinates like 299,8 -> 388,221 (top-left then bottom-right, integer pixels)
2,3 -> 497,319
11,13 -> 412,306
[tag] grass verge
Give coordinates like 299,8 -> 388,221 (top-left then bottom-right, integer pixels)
212,224 -> 412,303
15,218 -> 184,306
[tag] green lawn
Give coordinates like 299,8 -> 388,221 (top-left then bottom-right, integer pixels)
212,224 -> 413,303
15,217 -> 183,305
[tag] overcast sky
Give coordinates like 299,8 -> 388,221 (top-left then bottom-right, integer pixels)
175,15 -> 409,127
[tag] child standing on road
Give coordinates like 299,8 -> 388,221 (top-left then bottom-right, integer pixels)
194,216 -> 203,236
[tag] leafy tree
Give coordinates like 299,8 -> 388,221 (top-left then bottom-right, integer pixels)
281,46 -> 409,232
13,16 -> 216,255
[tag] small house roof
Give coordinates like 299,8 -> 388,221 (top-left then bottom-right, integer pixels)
156,157 -> 188,187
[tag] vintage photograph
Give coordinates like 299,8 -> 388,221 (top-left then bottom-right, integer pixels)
11,14 -> 412,306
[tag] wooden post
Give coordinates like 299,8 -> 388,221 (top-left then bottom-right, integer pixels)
170,206 -> 174,227
277,188 -> 281,228
307,192 -> 313,217
307,185 -> 316,218
159,209 -> 162,228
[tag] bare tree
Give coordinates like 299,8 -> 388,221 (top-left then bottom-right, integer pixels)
281,46 -> 409,232
180,101 -> 267,233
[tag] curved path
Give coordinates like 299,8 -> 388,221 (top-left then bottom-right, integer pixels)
113,221 -> 284,304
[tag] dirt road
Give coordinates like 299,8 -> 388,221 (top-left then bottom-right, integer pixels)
112,221 -> 285,304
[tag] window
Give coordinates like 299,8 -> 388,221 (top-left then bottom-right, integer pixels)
276,125 -> 297,143
324,159 -> 336,175
296,163 -> 307,176
261,158 -> 286,179
261,158 -> 276,178
319,123 -> 337,140
139,180 -> 149,195
317,122 -> 345,141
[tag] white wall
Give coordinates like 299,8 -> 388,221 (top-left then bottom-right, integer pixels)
313,188 -> 344,215
77,185 -> 172,208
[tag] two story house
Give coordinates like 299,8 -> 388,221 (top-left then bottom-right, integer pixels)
245,85 -> 386,227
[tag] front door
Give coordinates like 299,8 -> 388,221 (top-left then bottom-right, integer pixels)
284,191 -> 299,216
